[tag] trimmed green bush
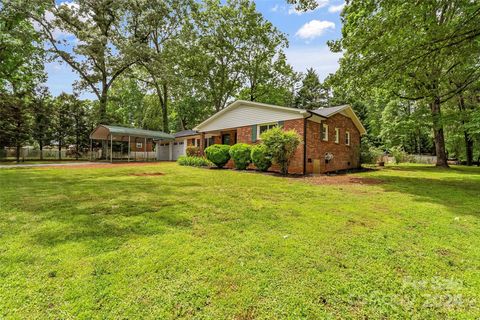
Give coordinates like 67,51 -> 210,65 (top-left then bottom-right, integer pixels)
261,127 -> 301,175
177,156 -> 211,167
186,146 -> 201,157
204,144 -> 231,168
251,144 -> 272,172
229,143 -> 252,170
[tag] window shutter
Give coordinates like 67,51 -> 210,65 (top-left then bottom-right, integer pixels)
277,120 -> 284,127
251,125 -> 257,142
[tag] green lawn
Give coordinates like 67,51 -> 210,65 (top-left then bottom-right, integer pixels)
1,163 -> 479,319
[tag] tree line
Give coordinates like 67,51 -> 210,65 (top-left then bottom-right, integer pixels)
1,0 -> 479,166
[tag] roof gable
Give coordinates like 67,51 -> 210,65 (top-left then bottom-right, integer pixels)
194,100 -> 307,132
310,105 -> 367,135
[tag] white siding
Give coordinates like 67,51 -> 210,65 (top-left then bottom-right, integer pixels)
197,103 -> 305,132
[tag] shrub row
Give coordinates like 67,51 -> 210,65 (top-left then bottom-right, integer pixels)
177,127 -> 301,175
202,127 -> 301,174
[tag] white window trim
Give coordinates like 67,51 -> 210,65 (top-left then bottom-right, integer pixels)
322,124 -> 329,141
345,131 -> 351,146
136,142 -> 143,148
335,128 -> 339,144
257,122 -> 278,140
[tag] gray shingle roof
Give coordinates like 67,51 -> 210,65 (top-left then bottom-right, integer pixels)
309,105 -> 349,118
174,130 -> 198,138
101,125 -> 174,140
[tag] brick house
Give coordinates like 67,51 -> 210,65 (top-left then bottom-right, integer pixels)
158,100 -> 366,174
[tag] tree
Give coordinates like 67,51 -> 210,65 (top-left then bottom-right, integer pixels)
0,93 -> 32,162
31,87 -> 54,159
70,98 -> 91,160
330,1 -> 480,167
295,68 -> 328,109
0,0 -> 44,93
32,0 -> 142,123
126,0 -> 191,132
52,93 -> 75,160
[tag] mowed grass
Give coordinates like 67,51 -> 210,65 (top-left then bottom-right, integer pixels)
0,163 -> 479,319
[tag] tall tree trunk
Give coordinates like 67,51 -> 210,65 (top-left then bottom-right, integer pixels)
39,142 -> 43,160
458,95 -> 473,166
98,86 -> 108,124
162,83 -> 169,132
16,144 -> 20,163
58,140 -> 62,160
430,98 -> 449,168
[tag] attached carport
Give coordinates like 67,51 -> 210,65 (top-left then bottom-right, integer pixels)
89,125 -> 174,162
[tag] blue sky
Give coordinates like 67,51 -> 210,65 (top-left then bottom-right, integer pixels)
45,0 -> 344,98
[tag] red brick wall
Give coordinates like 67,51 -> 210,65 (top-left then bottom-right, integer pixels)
305,113 -> 361,173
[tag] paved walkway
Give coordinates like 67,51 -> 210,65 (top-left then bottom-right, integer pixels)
0,162 -> 104,169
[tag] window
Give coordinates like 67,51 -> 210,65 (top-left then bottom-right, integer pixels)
335,128 -> 339,144
222,133 -> 230,145
321,124 -> 329,141
345,131 -> 351,146
258,123 -> 277,138
136,142 -> 143,149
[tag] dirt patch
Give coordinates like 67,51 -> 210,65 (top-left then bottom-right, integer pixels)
40,162 -> 165,170
129,172 -> 165,177
303,175 -> 383,185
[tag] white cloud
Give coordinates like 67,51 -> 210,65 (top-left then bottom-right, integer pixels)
285,45 -> 342,80
271,4 -> 279,12
295,20 -> 335,40
328,3 -> 345,13
288,0 -> 329,15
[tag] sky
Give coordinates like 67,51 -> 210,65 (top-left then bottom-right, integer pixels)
45,0 -> 345,99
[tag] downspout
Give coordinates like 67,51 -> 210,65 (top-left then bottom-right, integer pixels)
303,112 -> 314,175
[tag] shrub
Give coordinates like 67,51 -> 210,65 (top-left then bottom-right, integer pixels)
359,137 -> 384,164
229,143 -> 252,170
251,144 -> 272,172
390,146 -> 410,164
204,144 -> 231,168
186,146 -> 201,157
177,155 -> 211,167
260,127 -> 301,175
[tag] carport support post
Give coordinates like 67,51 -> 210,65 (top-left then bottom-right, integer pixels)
128,136 -> 130,162
110,134 -> 113,163
144,137 -> 147,161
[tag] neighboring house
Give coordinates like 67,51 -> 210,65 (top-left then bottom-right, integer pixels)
157,100 -> 366,174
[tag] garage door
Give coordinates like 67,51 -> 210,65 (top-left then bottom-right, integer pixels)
172,142 -> 184,160
157,143 -> 170,160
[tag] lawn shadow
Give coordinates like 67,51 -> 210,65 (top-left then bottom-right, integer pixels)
373,166 -> 480,217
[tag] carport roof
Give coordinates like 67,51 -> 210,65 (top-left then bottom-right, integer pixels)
90,125 -> 175,140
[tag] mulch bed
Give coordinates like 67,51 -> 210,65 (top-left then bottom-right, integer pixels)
302,175 -> 383,185
41,162 -> 164,170
128,172 -> 165,177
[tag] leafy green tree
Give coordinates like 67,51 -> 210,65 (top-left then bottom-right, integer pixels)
330,0 -> 480,167
126,0 -> 191,131
52,93 -> 75,160
295,68 -> 328,109
0,93 -> 32,162
31,87 -> 54,159
33,0 -> 142,123
0,0 -> 44,93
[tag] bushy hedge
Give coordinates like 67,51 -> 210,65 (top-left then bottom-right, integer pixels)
261,127 -> 301,175
204,144 -> 231,168
229,143 -> 252,170
177,155 -> 211,167
251,144 -> 271,171
186,146 -> 201,157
